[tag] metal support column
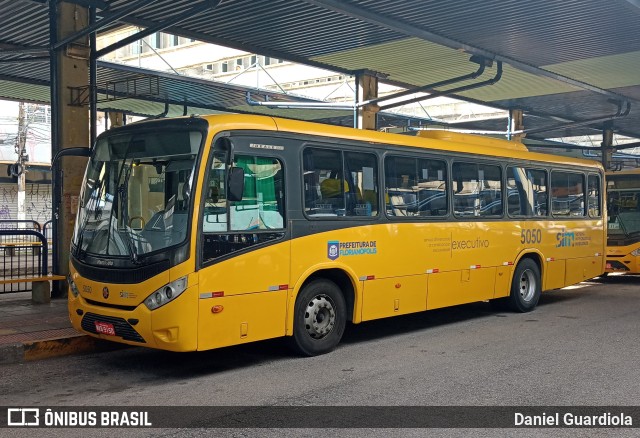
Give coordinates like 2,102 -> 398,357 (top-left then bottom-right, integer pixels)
89,6 -> 97,147
49,0 -> 61,292
51,1 -> 90,297
601,121 -> 614,171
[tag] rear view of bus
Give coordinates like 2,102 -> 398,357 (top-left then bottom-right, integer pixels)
606,169 -> 640,274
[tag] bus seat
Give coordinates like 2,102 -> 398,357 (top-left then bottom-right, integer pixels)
362,190 -> 378,207
320,179 -> 362,200
320,178 -> 345,199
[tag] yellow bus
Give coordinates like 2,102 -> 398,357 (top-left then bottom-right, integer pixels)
605,168 -> 640,274
67,115 -> 605,356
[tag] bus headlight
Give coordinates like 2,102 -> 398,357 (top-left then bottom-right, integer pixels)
144,277 -> 188,310
68,275 -> 79,297
631,249 -> 640,257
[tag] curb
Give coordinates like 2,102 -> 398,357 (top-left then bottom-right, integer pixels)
0,335 -> 123,365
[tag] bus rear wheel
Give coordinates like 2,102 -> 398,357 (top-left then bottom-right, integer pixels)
291,279 -> 346,356
509,258 -> 541,312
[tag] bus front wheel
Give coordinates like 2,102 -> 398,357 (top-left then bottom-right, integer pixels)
291,279 -> 346,356
509,258 -> 541,312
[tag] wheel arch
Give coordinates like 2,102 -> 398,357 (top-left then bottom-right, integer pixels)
513,250 -> 544,288
286,265 -> 359,336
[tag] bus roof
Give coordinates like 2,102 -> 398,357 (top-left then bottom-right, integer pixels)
199,114 -> 603,170
416,130 -> 527,152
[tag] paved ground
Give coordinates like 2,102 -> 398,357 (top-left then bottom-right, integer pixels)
0,292 -> 109,364
1,274 -> 639,436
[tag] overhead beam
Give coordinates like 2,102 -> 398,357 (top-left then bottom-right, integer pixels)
364,57 -> 486,107
53,0 -> 157,50
0,57 -> 49,64
515,100 -> 631,136
378,61 -> 502,110
0,75 -> 48,86
112,16 -> 358,77
302,0 -> 630,102
29,0 -> 109,9
614,141 -> 640,150
0,44 -> 49,55
95,0 -> 222,58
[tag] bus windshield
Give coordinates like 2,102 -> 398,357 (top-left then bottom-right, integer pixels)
607,175 -> 640,237
72,128 -> 203,261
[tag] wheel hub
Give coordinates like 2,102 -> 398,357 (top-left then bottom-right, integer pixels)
519,269 -> 536,302
304,294 -> 336,339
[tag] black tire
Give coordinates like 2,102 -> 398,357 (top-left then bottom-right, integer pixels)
508,258 -> 541,312
290,279 -> 346,356
489,297 -> 508,311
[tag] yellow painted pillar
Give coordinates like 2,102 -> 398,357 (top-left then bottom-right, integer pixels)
509,108 -> 524,141
357,73 -> 379,131
108,111 -> 124,128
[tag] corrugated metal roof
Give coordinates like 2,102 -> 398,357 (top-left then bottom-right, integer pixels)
1,0 -> 640,143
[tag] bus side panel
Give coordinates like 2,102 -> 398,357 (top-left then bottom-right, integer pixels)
426,268 -> 495,310
565,256 -> 603,285
197,241 -> 290,351
361,274 -> 426,321
492,265 -> 512,298
544,260 -> 566,290
197,291 -> 287,351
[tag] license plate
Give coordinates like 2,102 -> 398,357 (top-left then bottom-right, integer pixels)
94,321 -> 116,336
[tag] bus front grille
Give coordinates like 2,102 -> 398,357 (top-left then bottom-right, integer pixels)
81,313 -> 146,343
606,260 -> 630,271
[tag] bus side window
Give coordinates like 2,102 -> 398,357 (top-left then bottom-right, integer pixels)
507,167 -> 547,217
304,148 -> 342,216
304,147 -> 378,217
345,151 -> 377,216
417,158 -> 447,217
230,156 -> 285,230
202,173 -> 227,232
452,162 -> 479,217
530,170 -> 548,217
551,171 -> 585,217
200,152 -> 286,264
478,164 -> 502,217
385,156 -> 418,217
588,174 -> 601,217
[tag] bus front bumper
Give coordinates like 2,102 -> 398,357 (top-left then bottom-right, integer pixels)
68,287 -> 198,352
605,257 -> 640,274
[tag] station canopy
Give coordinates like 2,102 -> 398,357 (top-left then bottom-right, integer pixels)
1,0 -> 640,144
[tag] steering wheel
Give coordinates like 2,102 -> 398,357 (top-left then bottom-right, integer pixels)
128,216 -> 146,229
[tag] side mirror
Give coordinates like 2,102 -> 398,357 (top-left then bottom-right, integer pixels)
228,167 -> 245,202
53,147 -> 91,164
